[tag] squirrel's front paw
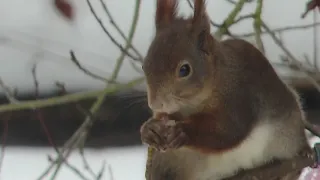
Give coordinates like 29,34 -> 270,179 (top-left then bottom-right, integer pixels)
140,118 -> 168,151
164,122 -> 188,150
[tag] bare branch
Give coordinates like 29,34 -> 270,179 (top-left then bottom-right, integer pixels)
32,63 -> 59,151
37,3 -> 143,174
69,50 -> 116,83
0,76 -> 144,112
85,0 -> 141,62
235,22 -> 320,38
253,0 -> 265,54
31,64 -> 40,97
109,0 -> 141,81
35,78 -> 144,180
97,161 -> 107,180
226,0 -> 254,4
304,53 -> 314,68
79,150 -> 97,179
47,156 -> 91,180
63,161 -> 91,180
0,78 -> 18,103
226,0 -> 236,5
234,14 -> 254,24
98,0 -> 144,74
99,0 -> 143,61
214,0 -> 248,39
262,21 -> 320,92
107,164 -> 114,180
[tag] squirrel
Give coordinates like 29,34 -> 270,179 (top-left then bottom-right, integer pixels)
139,0 -> 311,179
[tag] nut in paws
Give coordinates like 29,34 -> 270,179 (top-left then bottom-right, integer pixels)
140,118 -> 188,151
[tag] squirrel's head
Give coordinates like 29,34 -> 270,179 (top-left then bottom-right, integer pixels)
143,0 -> 217,114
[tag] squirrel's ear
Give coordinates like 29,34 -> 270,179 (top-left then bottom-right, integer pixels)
155,0 -> 178,31
190,0 -> 210,36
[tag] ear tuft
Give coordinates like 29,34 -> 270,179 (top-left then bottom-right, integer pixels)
155,0 -> 178,31
191,0 -> 210,35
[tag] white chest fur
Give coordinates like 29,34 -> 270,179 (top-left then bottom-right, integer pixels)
190,123 -> 275,180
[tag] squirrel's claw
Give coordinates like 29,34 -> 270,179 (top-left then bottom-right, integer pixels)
140,118 -> 168,151
165,124 -> 188,150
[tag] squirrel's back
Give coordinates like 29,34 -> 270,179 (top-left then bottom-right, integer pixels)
219,38 -> 302,113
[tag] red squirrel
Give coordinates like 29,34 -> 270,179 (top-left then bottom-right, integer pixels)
140,0 -> 310,179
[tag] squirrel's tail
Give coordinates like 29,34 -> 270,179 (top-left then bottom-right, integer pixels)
0,89 -> 151,148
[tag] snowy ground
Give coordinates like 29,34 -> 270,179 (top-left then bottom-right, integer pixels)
0,134 -> 318,180
1,145 -> 148,180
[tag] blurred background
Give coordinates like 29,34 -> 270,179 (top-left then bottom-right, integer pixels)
0,0 -> 319,179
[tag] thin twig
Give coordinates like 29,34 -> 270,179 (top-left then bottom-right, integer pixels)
48,134 -> 86,180
107,165 -> 114,180
40,112 -> 94,180
253,0 -> 265,54
278,31 -> 284,45
109,0 -> 141,81
32,63 -> 59,151
40,1 -> 143,178
85,0 -> 140,62
0,75 -> 144,111
46,1 -> 144,178
31,64 -> 39,97
50,83 -> 94,180
37,83 -> 87,180
226,0 -> 236,5
97,161 -> 107,180
69,50 -> 116,83
304,53 -> 314,68
235,22 -> 320,38
185,0 -> 221,28
99,0 -> 143,61
38,126 -> 86,180
79,149 -> 97,178
234,14 -> 254,24
35,77 -> 145,179
47,156 -> 91,180
214,0 -> 248,39
0,79 -> 18,103
64,161 -> 91,180
261,21 -> 320,92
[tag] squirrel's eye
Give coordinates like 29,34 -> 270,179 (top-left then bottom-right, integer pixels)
178,64 -> 191,78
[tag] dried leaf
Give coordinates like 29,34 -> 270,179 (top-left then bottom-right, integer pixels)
302,0 -> 320,18
54,0 -> 74,21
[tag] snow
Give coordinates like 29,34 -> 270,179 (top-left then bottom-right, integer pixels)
0,146 -> 148,180
0,0 -> 319,179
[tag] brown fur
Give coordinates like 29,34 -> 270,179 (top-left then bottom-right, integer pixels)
140,0 -> 310,180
